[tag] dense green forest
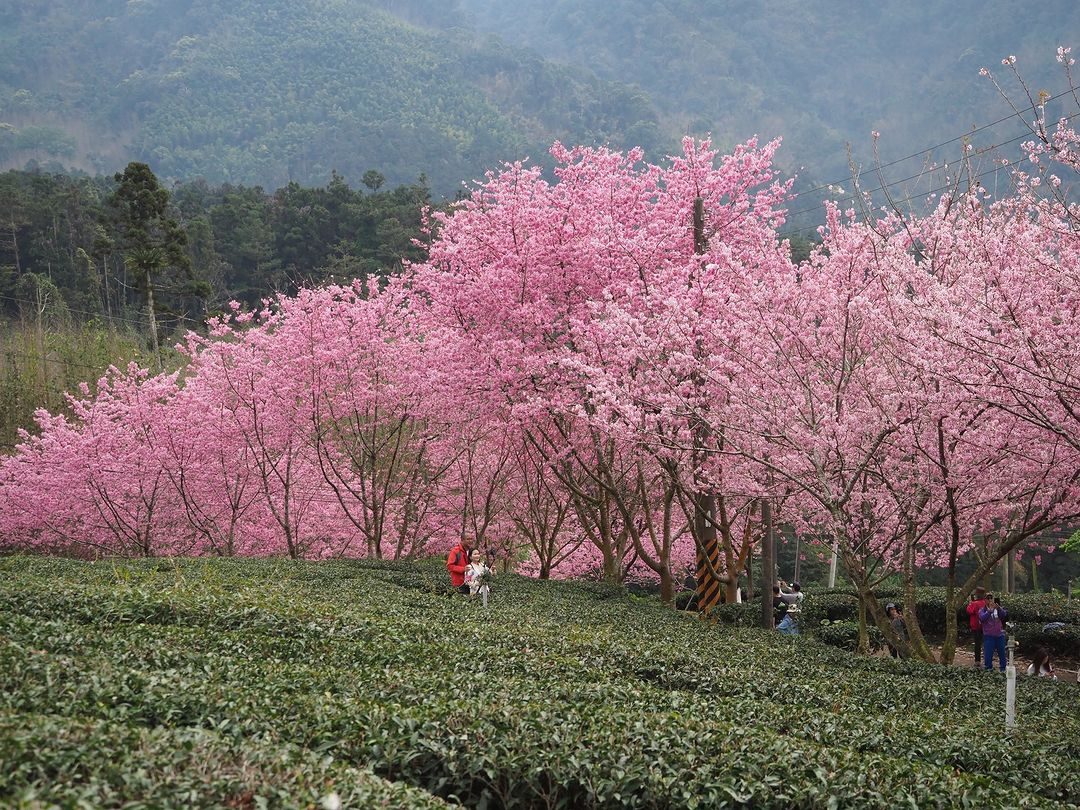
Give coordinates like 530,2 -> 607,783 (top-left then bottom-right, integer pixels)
0,166 -> 431,315
0,164 -> 434,448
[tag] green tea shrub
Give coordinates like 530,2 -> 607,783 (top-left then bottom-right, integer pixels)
1011,621 -> 1080,659
1,555 -> 1077,809
801,587 -> 1080,655
815,619 -> 885,652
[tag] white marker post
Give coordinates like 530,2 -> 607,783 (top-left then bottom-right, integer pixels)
1005,630 -> 1017,731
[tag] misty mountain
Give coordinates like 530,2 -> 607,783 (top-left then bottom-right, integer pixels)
2,0 -> 1076,209
0,0 -> 665,193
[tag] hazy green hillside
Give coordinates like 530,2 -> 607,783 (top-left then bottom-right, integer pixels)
2,0 -> 1076,206
0,0 -> 664,194
453,0 -> 1078,185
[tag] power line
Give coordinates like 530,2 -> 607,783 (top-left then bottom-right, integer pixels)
782,124 -> 1034,225
777,129 -> 1080,242
0,348 -> 134,375
789,86 -> 1078,202
0,291 -> 207,331
779,108 -> 1080,236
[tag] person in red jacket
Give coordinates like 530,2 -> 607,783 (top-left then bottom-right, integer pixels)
446,538 -> 474,594
966,586 -> 988,666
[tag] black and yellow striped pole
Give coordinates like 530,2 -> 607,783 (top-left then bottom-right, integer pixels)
694,493 -> 722,615
690,196 -> 724,616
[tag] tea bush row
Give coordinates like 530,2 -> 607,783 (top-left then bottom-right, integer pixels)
797,588 -> 1080,656
1,556 -> 1077,808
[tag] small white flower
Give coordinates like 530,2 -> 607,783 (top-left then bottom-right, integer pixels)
322,793 -> 342,810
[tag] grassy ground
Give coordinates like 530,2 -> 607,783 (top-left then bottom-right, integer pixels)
0,555 -> 1077,809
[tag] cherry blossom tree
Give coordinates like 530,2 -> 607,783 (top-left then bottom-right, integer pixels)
0,365 -> 186,557
2,113 -> 1078,653
405,137 -> 793,600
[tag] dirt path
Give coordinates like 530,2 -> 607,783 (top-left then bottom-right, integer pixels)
929,643 -> 1079,682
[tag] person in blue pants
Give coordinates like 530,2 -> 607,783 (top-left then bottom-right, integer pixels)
978,595 -> 1008,671
777,604 -> 800,635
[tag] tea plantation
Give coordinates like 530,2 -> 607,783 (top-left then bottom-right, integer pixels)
1,556 -> 1077,809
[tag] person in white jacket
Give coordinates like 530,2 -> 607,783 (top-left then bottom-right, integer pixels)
1025,647 -> 1057,679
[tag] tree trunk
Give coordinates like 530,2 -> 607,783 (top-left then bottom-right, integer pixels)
9,218 -> 20,275
902,533 -> 933,660
760,499 -> 775,629
846,545 -> 930,662
146,269 -> 162,373
660,564 -> 674,605
857,597 -> 869,655
940,594 -> 960,665
690,196 -> 723,617
101,257 -> 114,333
34,290 -> 47,408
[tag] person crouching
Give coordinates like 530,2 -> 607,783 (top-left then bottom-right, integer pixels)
446,537 -> 474,594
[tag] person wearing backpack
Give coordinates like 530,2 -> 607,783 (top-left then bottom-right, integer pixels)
447,538 -> 474,594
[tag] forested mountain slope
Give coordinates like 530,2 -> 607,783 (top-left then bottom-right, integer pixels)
4,1 -> 1077,199
452,0 -> 1079,189
0,0 -> 663,193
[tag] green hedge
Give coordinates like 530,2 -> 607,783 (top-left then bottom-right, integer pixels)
799,588 -> 1080,656
705,599 -> 889,654
0,556 -> 1077,808
1011,622 -> 1080,659
815,620 -> 886,652
707,600 -> 764,626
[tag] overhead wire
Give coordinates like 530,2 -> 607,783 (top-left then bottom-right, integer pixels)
778,100 -> 1080,239
777,114 -> 1080,241
782,125 -> 1032,225
0,291 -> 207,331
787,86 -> 1077,201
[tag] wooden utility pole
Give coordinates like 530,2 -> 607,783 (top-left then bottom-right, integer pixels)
760,499 -> 776,628
793,533 -> 802,583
